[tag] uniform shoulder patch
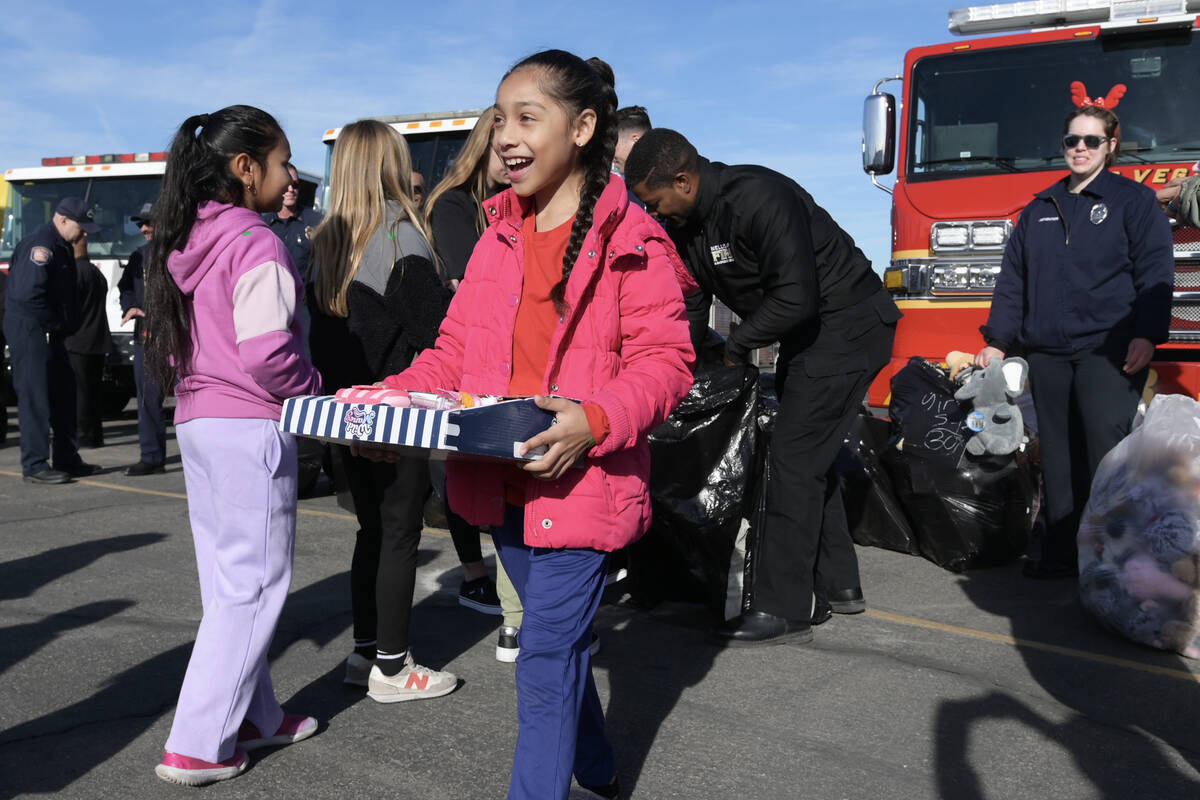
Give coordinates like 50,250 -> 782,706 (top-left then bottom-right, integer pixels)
241,231 -> 253,237
30,246 -> 52,265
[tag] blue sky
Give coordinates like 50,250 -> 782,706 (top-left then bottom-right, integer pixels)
2,0 -> 959,268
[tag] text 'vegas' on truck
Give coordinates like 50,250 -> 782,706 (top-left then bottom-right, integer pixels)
861,0 -> 1200,407
1,154 -> 319,413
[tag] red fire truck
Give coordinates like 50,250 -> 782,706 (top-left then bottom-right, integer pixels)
862,0 -> 1200,406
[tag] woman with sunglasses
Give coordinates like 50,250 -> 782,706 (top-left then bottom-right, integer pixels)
974,100 -> 1174,579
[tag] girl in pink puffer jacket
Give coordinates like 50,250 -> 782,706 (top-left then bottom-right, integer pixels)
375,50 -> 694,800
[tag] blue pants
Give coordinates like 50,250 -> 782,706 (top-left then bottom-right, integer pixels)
491,505 -> 615,800
164,418 -> 297,762
133,340 -> 166,463
4,316 -> 79,475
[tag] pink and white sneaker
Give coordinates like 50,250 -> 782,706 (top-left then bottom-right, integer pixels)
237,713 -> 319,750
154,748 -> 248,786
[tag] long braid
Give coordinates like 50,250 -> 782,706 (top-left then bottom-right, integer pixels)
549,57 -> 619,312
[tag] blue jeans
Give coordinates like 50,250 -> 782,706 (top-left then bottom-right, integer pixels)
491,505 -> 615,800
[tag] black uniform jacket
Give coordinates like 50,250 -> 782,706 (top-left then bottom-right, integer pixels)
118,244 -> 148,338
665,158 -> 898,370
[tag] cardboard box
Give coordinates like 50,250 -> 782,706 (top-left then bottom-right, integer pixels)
279,395 -> 555,462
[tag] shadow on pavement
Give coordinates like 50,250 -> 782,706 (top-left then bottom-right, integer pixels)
0,532 -> 166,601
0,570 -> 351,798
0,599 -> 136,677
599,598 -> 720,796
939,565 -> 1200,798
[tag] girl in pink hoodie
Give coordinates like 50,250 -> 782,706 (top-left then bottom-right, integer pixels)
143,105 -> 323,786
370,52 -> 695,800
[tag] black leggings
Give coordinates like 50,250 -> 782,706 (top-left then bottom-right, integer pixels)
339,446 -> 431,653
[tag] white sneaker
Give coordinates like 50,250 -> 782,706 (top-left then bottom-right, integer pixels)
366,652 -> 457,703
344,652 -> 372,687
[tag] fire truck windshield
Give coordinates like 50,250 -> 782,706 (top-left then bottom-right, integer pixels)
0,176 -> 160,260
907,30 -> 1200,180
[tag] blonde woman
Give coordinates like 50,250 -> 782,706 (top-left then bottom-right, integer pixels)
309,119 -> 457,701
424,113 -> 510,286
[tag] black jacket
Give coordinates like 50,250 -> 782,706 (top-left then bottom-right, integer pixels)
118,243 -> 148,338
429,187 -> 481,282
308,254 -> 452,392
982,168 -> 1174,355
64,257 -> 112,355
665,158 -> 897,364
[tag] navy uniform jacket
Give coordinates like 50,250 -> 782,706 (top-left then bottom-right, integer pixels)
263,207 -> 323,281
665,158 -> 899,367
5,222 -> 80,334
982,169 -> 1174,355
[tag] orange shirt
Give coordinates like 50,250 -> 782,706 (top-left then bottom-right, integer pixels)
509,212 -> 572,396
504,211 -> 609,505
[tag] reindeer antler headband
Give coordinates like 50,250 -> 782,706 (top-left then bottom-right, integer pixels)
1070,81 -> 1127,109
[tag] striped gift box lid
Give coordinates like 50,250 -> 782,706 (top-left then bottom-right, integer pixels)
279,395 -> 554,462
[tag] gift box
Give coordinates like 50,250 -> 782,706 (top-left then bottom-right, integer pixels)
280,394 -> 555,462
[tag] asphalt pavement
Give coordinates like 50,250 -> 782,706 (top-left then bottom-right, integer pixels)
1,407 -> 1197,799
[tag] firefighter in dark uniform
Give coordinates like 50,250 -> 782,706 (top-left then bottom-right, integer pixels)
262,164 -> 322,281
4,197 -> 100,483
627,129 -> 900,645
976,103 -> 1174,578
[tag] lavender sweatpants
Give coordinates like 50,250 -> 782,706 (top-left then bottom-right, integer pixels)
164,417 -> 298,763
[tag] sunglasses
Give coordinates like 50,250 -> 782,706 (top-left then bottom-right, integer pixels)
1062,134 -> 1109,150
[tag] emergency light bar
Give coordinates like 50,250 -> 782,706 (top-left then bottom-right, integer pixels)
949,0 -> 1200,35
40,152 -> 166,167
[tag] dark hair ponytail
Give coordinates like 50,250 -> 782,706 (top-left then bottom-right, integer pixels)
503,50 -> 618,312
145,105 -> 284,389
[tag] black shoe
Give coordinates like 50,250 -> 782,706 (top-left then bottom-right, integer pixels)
23,470 -> 71,485
58,461 -> 100,478
1022,559 -> 1078,579
826,586 -> 866,614
712,609 -> 813,647
577,776 -> 621,799
496,625 -> 519,663
811,595 -> 833,626
458,576 -> 502,614
125,460 -> 165,477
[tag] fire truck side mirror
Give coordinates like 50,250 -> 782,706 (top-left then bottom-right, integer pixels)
862,92 -> 896,176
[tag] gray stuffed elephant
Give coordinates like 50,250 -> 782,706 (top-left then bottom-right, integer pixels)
954,356 -> 1029,456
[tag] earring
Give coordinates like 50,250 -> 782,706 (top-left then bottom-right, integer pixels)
576,141 -> 584,148
249,182 -> 257,196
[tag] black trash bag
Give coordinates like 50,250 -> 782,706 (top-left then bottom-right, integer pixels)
885,446 -> 1037,571
737,371 -> 779,615
886,357 -> 1038,571
631,361 -> 762,613
889,355 -> 972,467
836,410 -> 920,556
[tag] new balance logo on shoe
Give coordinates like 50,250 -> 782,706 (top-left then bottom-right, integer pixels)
366,651 -> 458,704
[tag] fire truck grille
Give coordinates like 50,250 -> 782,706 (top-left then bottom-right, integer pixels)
1170,299 -> 1200,340
1175,227 -> 1200,254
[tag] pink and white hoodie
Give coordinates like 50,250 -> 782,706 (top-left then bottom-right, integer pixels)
167,201 -> 320,423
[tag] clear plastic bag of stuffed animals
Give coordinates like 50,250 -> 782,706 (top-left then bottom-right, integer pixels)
1079,394 -> 1200,659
